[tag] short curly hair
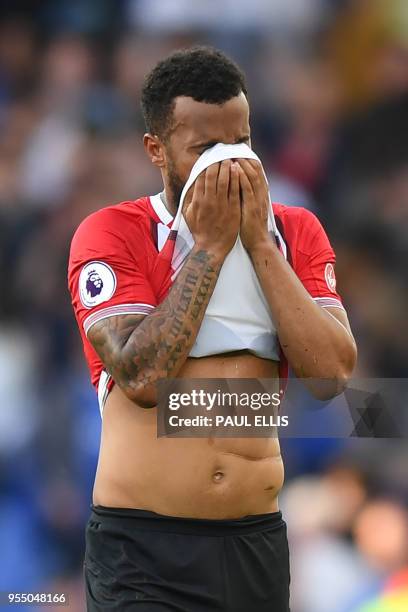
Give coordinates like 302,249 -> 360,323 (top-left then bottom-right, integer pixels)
141,46 -> 248,139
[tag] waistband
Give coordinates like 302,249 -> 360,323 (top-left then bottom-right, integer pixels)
90,505 -> 284,537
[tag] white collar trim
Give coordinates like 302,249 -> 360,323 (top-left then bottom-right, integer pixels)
149,193 -> 174,225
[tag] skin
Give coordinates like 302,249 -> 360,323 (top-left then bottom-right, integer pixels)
88,93 -> 357,518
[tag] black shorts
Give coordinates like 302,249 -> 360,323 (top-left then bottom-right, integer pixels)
84,505 -> 290,611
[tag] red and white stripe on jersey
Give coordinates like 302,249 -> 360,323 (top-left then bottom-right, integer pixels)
83,303 -> 155,336
313,296 -> 344,309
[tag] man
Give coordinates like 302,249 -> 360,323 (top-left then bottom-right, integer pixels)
68,47 -> 356,611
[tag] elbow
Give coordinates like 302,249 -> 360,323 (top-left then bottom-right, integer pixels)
106,347 -> 160,408
341,336 -> 358,385
308,371 -> 349,401
116,377 -> 158,409
131,390 -> 157,409
109,347 -> 159,408
309,340 -> 358,401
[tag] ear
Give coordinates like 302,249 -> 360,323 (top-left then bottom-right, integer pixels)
143,133 -> 166,168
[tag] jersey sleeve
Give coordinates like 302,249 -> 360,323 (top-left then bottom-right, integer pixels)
68,208 -> 157,337
294,208 -> 345,311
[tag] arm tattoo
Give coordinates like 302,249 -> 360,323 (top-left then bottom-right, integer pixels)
88,249 -> 221,404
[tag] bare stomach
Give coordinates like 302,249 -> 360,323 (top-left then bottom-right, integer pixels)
93,352 -> 284,519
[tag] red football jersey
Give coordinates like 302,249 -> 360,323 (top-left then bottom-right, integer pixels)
68,195 -> 344,403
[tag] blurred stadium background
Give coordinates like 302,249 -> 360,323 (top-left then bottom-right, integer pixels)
0,1 -> 407,611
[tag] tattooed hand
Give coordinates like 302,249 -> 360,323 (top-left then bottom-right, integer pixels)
88,248 -> 224,408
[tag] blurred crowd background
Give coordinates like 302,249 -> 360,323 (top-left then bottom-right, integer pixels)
0,1 -> 407,610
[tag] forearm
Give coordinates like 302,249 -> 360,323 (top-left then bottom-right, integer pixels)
91,247 -> 223,407
250,238 -> 356,394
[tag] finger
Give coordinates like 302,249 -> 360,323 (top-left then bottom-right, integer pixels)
183,172 -> 204,216
237,164 -> 254,198
205,163 -> 220,198
239,159 -> 267,195
229,162 -> 240,208
247,159 -> 262,172
238,159 -> 259,182
240,158 -> 262,173
183,183 -> 194,213
216,159 -> 231,198
193,170 -> 205,198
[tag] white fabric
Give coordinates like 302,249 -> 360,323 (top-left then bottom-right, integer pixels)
98,370 -> 111,416
170,143 -> 283,360
150,193 -> 173,225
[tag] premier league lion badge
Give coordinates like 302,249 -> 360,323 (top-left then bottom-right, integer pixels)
79,261 -> 117,308
86,270 -> 104,297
